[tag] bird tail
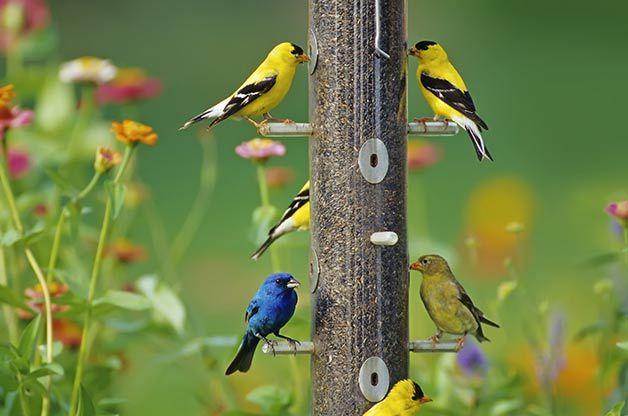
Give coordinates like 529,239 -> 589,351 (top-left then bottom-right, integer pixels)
480,316 -> 500,328
251,235 -> 277,260
225,332 -> 259,375
179,98 -> 229,130
474,326 -> 490,343
453,116 -> 493,161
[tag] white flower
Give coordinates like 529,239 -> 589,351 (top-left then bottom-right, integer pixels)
59,57 -> 117,84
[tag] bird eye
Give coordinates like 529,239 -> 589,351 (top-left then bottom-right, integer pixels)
275,279 -> 282,284
421,259 -> 429,265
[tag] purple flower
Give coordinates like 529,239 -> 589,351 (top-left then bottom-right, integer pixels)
235,138 -> 286,162
0,106 -> 33,139
457,338 -> 488,376
535,311 -> 566,386
7,147 -> 30,179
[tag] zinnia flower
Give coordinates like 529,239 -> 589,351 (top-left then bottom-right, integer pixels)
59,57 -> 117,85
53,319 -> 82,349
0,84 -> 15,107
17,282 -> 69,319
235,138 -> 285,162
265,166 -> 295,189
606,201 -> 628,227
0,105 -> 33,139
111,119 -> 158,146
0,0 -> 49,51
407,140 -> 441,172
96,68 -> 162,104
105,238 -> 147,263
7,147 -> 29,178
93,146 -> 121,173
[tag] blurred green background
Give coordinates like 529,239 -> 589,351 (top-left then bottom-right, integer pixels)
43,0 -> 628,415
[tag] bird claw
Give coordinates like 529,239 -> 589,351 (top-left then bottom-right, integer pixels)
429,333 -> 441,348
455,337 -> 465,351
264,340 -> 278,356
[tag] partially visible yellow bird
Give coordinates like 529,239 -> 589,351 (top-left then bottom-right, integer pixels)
410,254 -> 499,350
251,181 -> 310,260
409,41 -> 492,161
180,42 -> 309,131
363,379 -> 432,416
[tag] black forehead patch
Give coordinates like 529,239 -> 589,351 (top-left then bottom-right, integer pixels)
415,40 -> 437,51
412,382 -> 425,401
291,43 -> 304,55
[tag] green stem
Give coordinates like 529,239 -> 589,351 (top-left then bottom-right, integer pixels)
46,172 -> 102,284
17,373 -> 31,416
68,86 -> 95,156
5,42 -> 23,81
69,146 -> 134,416
256,163 -> 280,272
0,247 -> 18,343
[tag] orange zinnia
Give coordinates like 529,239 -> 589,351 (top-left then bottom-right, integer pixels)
111,120 -> 158,146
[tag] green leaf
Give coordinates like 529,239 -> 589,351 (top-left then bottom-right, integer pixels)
0,228 -> 21,247
0,223 -> 45,247
0,284 -> 29,309
605,401 -> 625,416
617,341 -> 628,351
137,275 -> 186,334
490,399 -> 524,416
246,385 -> 292,414
93,290 -> 150,311
76,385 -> 96,416
574,321 -> 607,341
105,182 -> 127,220
17,315 -> 41,360
25,362 -> 64,382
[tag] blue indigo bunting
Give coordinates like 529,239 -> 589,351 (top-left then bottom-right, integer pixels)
225,273 -> 300,375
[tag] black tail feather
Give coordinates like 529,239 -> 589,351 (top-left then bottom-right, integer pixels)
225,332 -> 259,375
250,236 -> 276,260
464,127 -> 493,162
480,316 -> 500,328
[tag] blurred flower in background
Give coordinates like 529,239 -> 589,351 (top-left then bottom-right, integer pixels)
96,67 -> 162,104
0,104 -> 32,138
7,146 -> 30,178
606,201 -> 628,227
105,238 -> 147,264
53,319 -> 82,349
407,139 -> 441,172
0,83 -> 15,105
463,176 -> 535,276
59,56 -> 117,84
265,166 -> 295,189
235,138 -> 285,163
17,281 -> 69,319
457,338 -> 488,377
112,119 -> 158,146
0,0 -> 49,51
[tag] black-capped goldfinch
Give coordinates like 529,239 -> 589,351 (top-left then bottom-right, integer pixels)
180,42 -> 309,130
410,254 -> 499,349
409,41 -> 493,161
251,181 -> 310,260
363,379 -> 432,416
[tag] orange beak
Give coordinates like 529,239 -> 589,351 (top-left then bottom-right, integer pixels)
408,47 -> 419,56
419,396 -> 432,404
409,261 -> 422,272
298,54 -> 310,63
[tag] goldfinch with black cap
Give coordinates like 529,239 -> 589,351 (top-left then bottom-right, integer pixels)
409,41 -> 493,161
180,42 -> 309,131
363,379 -> 432,416
251,181 -> 310,260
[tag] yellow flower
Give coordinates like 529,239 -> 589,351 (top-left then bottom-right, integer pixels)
111,120 -> 158,146
0,84 -> 15,108
94,146 -> 122,173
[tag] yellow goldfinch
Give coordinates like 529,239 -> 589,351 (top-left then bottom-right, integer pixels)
410,254 -> 499,349
180,42 -> 309,130
363,379 -> 432,416
409,41 -> 493,161
251,181 -> 310,260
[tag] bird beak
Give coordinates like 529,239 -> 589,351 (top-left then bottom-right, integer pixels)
419,396 -> 433,404
408,47 -> 418,56
287,278 -> 300,288
409,261 -> 422,272
298,54 -> 310,63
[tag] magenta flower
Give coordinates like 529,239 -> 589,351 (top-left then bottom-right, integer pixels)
0,0 -> 50,51
0,106 -> 33,139
407,140 -> 441,172
606,201 -> 628,226
7,147 -> 30,178
235,138 -> 286,162
96,68 -> 162,104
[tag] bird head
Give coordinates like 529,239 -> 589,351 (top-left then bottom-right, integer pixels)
385,379 -> 432,411
262,273 -> 300,294
410,254 -> 450,275
269,42 -> 310,65
408,40 -> 447,62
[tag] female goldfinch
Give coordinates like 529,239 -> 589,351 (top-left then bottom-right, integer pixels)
410,254 -> 499,350
251,181 -> 310,260
363,379 -> 432,416
180,42 -> 309,130
409,41 -> 493,161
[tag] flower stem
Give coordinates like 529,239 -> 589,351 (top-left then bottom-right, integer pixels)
68,86 -> 95,155
69,146 -> 134,416
0,151 -> 54,416
5,43 -> 23,81
256,163 -> 280,272
0,247 -> 18,343
46,172 -> 102,284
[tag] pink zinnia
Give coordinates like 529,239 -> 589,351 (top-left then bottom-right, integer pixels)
407,140 -> 441,172
0,0 -> 50,50
0,105 -> 33,139
235,138 -> 286,162
606,201 -> 628,225
96,68 -> 162,104
7,147 -> 30,178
